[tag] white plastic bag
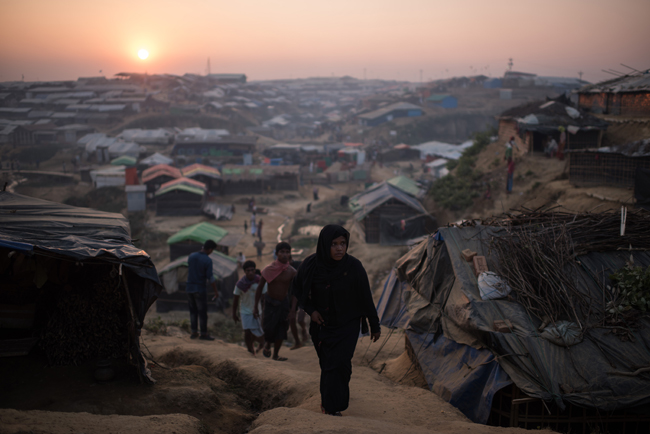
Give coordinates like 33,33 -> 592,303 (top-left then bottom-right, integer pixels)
478,271 -> 512,300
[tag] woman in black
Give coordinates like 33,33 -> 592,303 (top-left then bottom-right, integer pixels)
293,224 -> 381,416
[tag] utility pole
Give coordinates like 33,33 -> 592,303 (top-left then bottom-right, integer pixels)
206,57 -> 211,76
508,58 -> 513,71
420,69 -> 423,84
578,71 -> 583,81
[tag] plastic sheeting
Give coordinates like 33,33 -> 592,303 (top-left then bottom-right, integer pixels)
377,226 -> 650,422
0,191 -> 162,323
406,331 -> 511,423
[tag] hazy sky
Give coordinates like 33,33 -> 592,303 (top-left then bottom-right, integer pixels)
1,0 -> 648,84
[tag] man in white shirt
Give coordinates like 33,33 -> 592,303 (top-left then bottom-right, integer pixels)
232,261 -> 266,355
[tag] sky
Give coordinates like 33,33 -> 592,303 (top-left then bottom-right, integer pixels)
1,0 -> 649,84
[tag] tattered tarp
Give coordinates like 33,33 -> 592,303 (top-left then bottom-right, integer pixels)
0,191 -> 162,323
377,226 -> 650,423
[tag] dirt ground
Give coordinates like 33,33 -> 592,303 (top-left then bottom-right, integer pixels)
3,141 -> 633,433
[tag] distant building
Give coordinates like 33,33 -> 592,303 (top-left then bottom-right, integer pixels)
358,102 -> 423,127
426,94 -> 457,109
207,74 -> 247,84
171,134 -> 257,165
502,71 -> 536,88
577,69 -> 650,117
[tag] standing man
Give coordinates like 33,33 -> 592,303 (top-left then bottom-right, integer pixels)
232,260 -> 266,355
313,186 -> 319,201
186,240 -> 219,340
253,242 -> 296,361
254,239 -> 266,261
257,219 -> 264,240
250,212 -> 257,236
506,158 -> 515,194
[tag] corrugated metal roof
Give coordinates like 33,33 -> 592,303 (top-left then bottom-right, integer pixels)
349,181 -> 428,220
578,69 -> 650,94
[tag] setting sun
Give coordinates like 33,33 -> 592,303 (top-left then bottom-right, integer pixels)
138,49 -> 149,60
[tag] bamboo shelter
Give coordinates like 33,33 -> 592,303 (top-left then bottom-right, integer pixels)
0,191 -> 162,383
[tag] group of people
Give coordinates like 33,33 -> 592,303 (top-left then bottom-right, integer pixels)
186,224 -> 381,417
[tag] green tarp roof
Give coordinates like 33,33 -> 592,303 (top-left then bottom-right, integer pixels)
110,155 -> 136,166
167,221 -> 229,245
387,175 -> 421,198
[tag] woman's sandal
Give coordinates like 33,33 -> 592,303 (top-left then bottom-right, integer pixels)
273,356 -> 288,361
262,348 -> 271,358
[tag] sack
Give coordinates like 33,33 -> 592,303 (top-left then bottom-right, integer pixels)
540,321 -> 582,347
478,271 -> 512,300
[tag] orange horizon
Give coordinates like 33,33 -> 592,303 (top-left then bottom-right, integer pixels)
1,0 -> 648,83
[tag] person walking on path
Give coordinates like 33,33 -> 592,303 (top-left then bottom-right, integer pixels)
232,261 -> 266,355
254,240 -> 266,261
257,219 -> 264,240
250,212 -> 257,236
506,158 -> 515,194
292,225 -> 381,416
244,220 -> 248,234
186,240 -> 219,340
253,242 -> 297,361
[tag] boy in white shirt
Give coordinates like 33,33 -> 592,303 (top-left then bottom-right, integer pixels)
232,261 -> 266,355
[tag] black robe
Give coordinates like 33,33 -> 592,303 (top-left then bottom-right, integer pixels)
293,225 -> 380,413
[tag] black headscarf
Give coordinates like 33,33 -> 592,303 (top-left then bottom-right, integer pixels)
294,224 -> 352,307
313,224 -> 350,284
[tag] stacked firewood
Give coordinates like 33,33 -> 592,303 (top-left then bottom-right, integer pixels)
481,208 -> 650,331
40,270 -> 130,366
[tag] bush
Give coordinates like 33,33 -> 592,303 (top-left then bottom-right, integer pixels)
430,126 -> 496,211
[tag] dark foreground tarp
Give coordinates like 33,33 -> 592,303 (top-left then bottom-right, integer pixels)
377,225 -> 650,422
0,191 -> 162,324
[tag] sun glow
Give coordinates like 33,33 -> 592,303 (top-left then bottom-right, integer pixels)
138,49 -> 149,60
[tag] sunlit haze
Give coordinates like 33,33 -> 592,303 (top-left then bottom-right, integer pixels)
1,0 -> 648,83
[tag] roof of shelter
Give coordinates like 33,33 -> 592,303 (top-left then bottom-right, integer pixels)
167,222 -> 229,245
182,163 -> 221,179
500,100 -> 608,130
142,164 -> 182,182
578,69 -> 650,94
349,181 -> 428,220
358,102 -> 422,120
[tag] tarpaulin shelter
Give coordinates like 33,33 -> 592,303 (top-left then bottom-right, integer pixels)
377,221 -> 650,430
0,191 -> 162,382
387,175 -> 427,199
349,182 -> 437,245
156,251 -> 238,312
154,182 -> 205,217
142,164 -> 182,203
499,99 -> 608,152
181,163 -> 222,194
167,221 -> 240,259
